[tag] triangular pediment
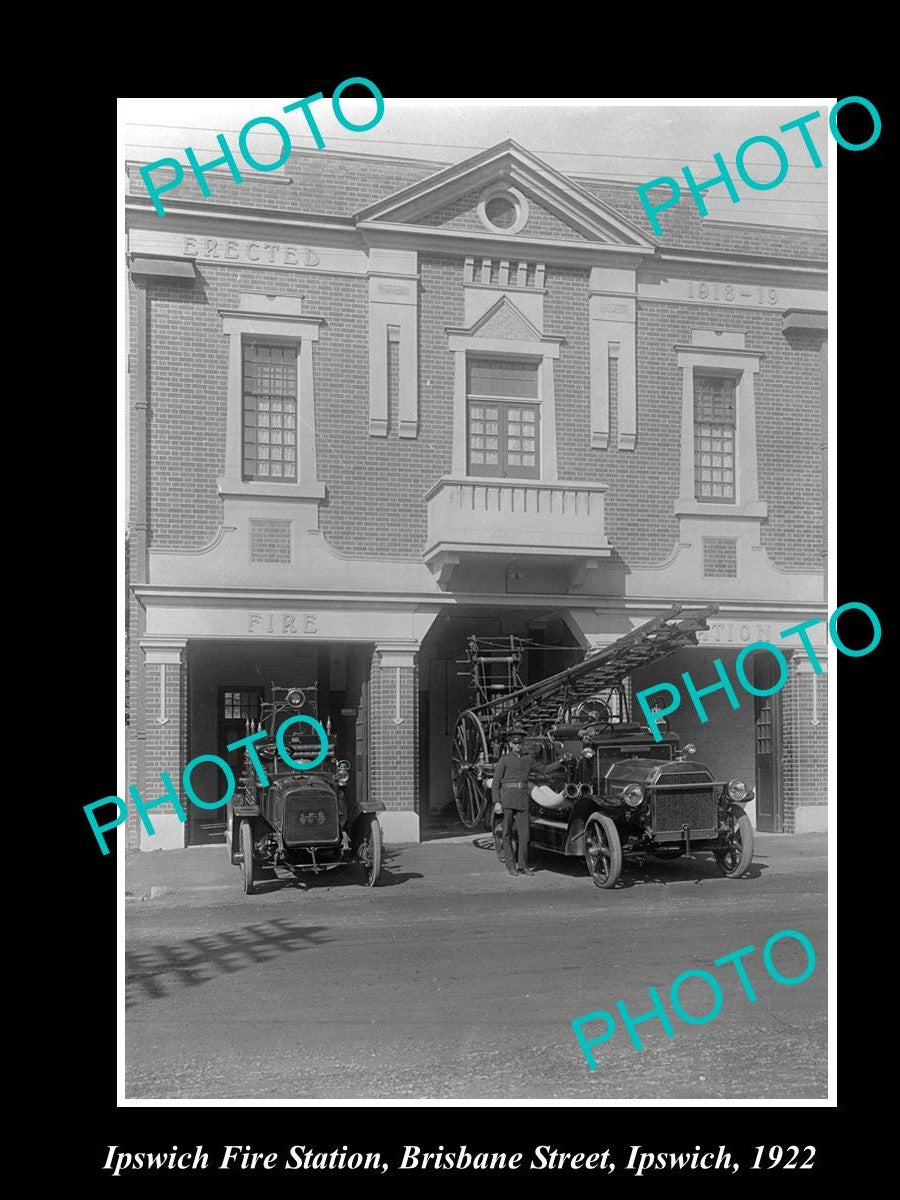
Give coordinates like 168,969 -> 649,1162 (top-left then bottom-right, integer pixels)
467,296 -> 543,342
355,140 -> 654,249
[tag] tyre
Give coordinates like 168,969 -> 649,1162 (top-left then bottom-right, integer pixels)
240,820 -> 256,895
713,808 -> 754,878
225,804 -> 236,864
358,814 -> 382,887
583,812 -> 622,889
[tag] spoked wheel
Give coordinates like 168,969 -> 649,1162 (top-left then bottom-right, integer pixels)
452,710 -> 490,828
357,814 -> 383,887
583,812 -> 622,890
713,807 -> 754,878
240,820 -> 257,896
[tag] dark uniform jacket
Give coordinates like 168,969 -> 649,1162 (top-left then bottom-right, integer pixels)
492,750 -> 537,812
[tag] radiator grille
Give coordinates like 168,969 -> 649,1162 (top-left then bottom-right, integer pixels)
283,790 -> 339,845
651,788 -> 718,838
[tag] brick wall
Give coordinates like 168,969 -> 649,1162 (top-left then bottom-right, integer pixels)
548,263 -> 681,564
368,655 -> 418,815
421,187 -> 588,241
577,178 -> 827,262
250,519 -> 291,563
544,264 -> 821,571
148,280 -> 229,549
141,252 -> 823,571
781,661 -> 828,832
132,659 -> 188,846
133,149 -> 825,570
128,148 -> 826,265
703,537 -> 738,577
127,150 -> 436,218
630,300 -> 823,570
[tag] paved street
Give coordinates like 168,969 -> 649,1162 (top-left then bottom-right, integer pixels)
125,833 -> 828,1100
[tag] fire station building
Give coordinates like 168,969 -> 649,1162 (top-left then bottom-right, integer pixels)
125,140 -> 827,850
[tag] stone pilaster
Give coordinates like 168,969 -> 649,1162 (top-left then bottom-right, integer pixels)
369,644 -> 419,842
137,639 -> 188,850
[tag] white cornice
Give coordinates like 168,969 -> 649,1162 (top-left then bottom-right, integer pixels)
658,249 -> 826,277
217,309 -> 326,326
125,199 -> 825,277
125,198 -> 356,237
132,585 -> 825,616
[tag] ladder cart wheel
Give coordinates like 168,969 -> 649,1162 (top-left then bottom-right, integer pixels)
451,710 -> 490,828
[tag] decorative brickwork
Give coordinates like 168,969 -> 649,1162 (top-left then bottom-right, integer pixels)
703,537 -> 738,577
386,333 -> 400,437
250,519 -> 291,563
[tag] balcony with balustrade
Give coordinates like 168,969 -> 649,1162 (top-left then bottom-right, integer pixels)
424,476 -> 612,589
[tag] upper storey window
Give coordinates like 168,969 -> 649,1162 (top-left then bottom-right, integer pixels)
242,342 -> 298,483
467,358 -> 540,479
694,373 -> 736,502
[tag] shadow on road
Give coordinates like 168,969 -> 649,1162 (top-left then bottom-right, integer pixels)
126,918 -> 327,1008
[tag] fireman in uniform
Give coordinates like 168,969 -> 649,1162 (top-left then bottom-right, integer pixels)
492,726 -> 537,875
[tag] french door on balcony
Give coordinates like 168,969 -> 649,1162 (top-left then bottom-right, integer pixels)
466,358 -> 540,479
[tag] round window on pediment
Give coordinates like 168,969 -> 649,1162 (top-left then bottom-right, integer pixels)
477,187 -> 529,236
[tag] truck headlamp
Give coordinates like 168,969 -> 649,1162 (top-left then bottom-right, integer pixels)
623,783 -> 644,808
335,759 -> 351,786
727,778 -> 749,802
582,747 -> 595,759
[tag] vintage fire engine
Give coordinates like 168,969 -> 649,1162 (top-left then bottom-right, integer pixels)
450,606 -> 755,888
226,684 -> 384,893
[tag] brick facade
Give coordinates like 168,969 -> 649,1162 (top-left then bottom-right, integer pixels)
703,538 -> 738,578
126,140 -> 827,847
781,660 -> 828,833
133,657 -> 188,847
368,654 -> 419,819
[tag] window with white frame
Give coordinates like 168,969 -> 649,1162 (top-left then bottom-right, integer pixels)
466,358 -> 540,479
242,342 -> 298,482
693,373 -> 736,502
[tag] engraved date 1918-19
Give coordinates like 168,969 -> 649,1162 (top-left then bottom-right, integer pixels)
688,282 -> 779,305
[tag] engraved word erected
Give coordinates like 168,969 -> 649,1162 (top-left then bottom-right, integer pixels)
184,237 -> 320,267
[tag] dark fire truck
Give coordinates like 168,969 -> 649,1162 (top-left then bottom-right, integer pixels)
451,606 -> 754,888
226,684 -> 384,893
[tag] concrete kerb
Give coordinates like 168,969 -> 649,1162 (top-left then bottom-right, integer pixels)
124,832 -> 827,902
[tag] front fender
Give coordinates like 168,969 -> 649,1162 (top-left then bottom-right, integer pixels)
563,796 -> 623,855
346,798 -> 386,827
